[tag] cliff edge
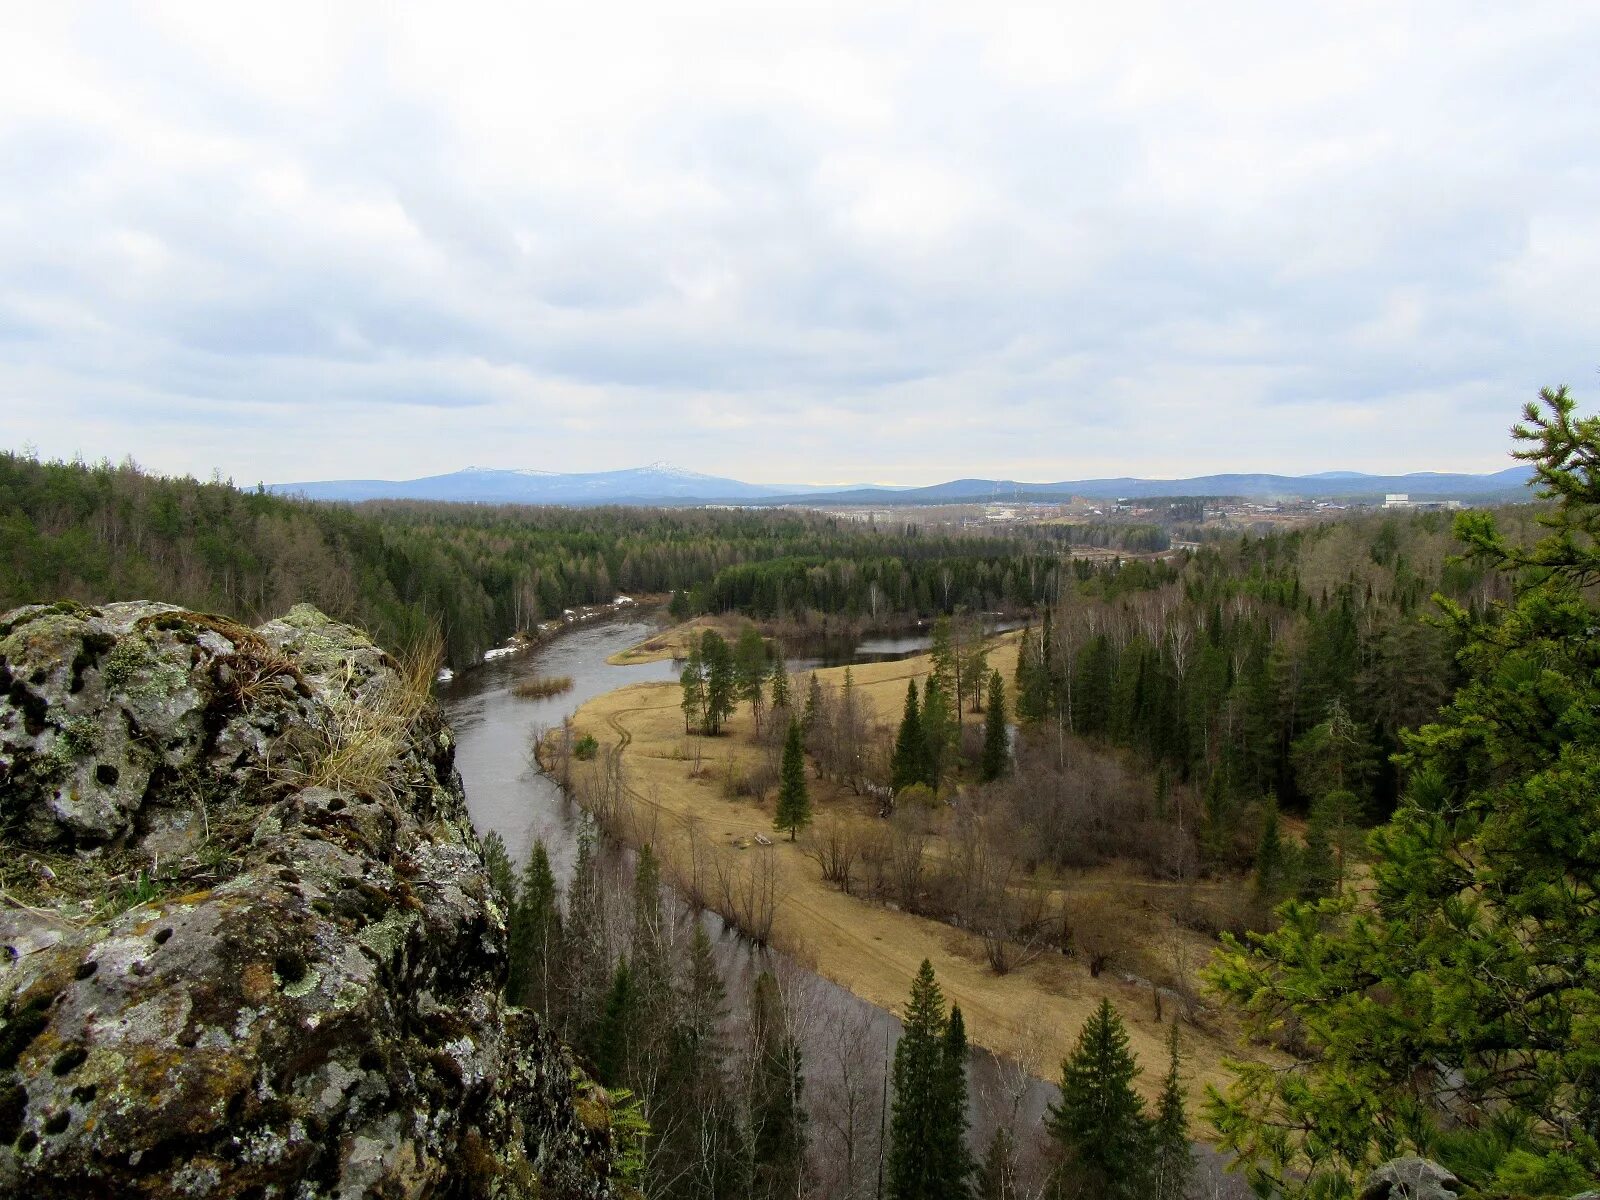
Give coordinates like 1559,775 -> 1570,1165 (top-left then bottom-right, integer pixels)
0,600 -> 623,1199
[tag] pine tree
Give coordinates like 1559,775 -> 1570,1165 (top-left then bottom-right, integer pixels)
701,630 -> 737,734
889,960 -> 968,1200
1047,999 -> 1150,1200
736,624 -> 768,735
1150,1023 -> 1193,1200
930,615 -> 957,699
774,718 -> 811,841
981,669 -> 1008,781
1208,388 -> 1600,1195
892,681 -> 926,794
681,642 -> 706,734
961,639 -> 990,714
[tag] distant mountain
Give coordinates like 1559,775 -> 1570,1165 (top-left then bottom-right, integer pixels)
270,464 -> 1535,507
269,463 -> 890,505
760,467 -> 1536,506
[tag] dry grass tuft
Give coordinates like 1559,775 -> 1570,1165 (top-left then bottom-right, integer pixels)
283,626 -> 442,801
511,674 -> 574,700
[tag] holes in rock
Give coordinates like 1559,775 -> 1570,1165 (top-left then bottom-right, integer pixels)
16,1130 -> 38,1153
0,1003 -> 50,1070
71,1084 -> 97,1104
327,797 -> 346,813
153,928 -> 173,946
0,1084 -> 23,1147
359,1049 -> 384,1072
95,763 -> 120,786
74,960 -> 98,981
51,1047 -> 87,1077
274,949 -> 308,985
29,668 -> 46,686
43,1111 -> 69,1136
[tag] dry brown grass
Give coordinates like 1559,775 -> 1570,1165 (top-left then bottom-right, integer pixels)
565,630 -> 1273,1118
511,674 -> 574,700
282,626 -> 442,801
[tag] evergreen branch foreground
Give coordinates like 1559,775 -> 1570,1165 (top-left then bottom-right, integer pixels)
1207,387 -> 1600,1199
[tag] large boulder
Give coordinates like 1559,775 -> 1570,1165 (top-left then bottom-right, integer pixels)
0,601 -> 623,1198
1360,1157 -> 1461,1200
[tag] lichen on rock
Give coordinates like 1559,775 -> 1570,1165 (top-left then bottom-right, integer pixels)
0,601 -> 625,1198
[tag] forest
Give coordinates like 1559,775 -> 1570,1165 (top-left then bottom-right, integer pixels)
540,392 -> 1595,1200
3,390 -> 1595,1199
2,451 -> 1082,667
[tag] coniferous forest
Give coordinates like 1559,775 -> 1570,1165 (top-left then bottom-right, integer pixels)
5,391 -> 1597,1199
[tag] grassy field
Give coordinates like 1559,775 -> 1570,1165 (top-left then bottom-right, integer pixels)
568,625 -> 1266,1114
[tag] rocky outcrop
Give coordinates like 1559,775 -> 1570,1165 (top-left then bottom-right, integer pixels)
0,601 -> 623,1198
1360,1157 -> 1461,1200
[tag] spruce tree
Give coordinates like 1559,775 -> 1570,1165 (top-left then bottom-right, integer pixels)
976,1127 -> 1017,1200
509,839 -> 561,1017
774,718 -> 811,841
920,676 -> 954,792
672,925 -> 751,1198
889,959 -> 967,1200
802,672 -> 823,741
563,828 -> 610,1055
1296,793 -> 1338,900
937,1005 -> 974,1197
1150,1023 -> 1193,1200
768,649 -> 791,713
892,681 -> 925,794
1047,999 -> 1150,1200
480,829 -> 516,906
981,669 -> 1009,781
629,845 -> 673,1049
596,960 -> 634,1086
1253,798 -> 1285,901
749,971 -> 807,1199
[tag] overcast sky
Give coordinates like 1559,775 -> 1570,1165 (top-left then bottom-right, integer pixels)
2,3 -> 1596,486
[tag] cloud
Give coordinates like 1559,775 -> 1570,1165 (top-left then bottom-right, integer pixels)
0,1 -> 1596,485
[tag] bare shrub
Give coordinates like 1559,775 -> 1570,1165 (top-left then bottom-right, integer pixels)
805,812 -> 862,893
1064,889 -> 1128,978
712,845 -> 783,945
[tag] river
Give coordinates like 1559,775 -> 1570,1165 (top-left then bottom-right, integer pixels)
440,613 -> 1239,1197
